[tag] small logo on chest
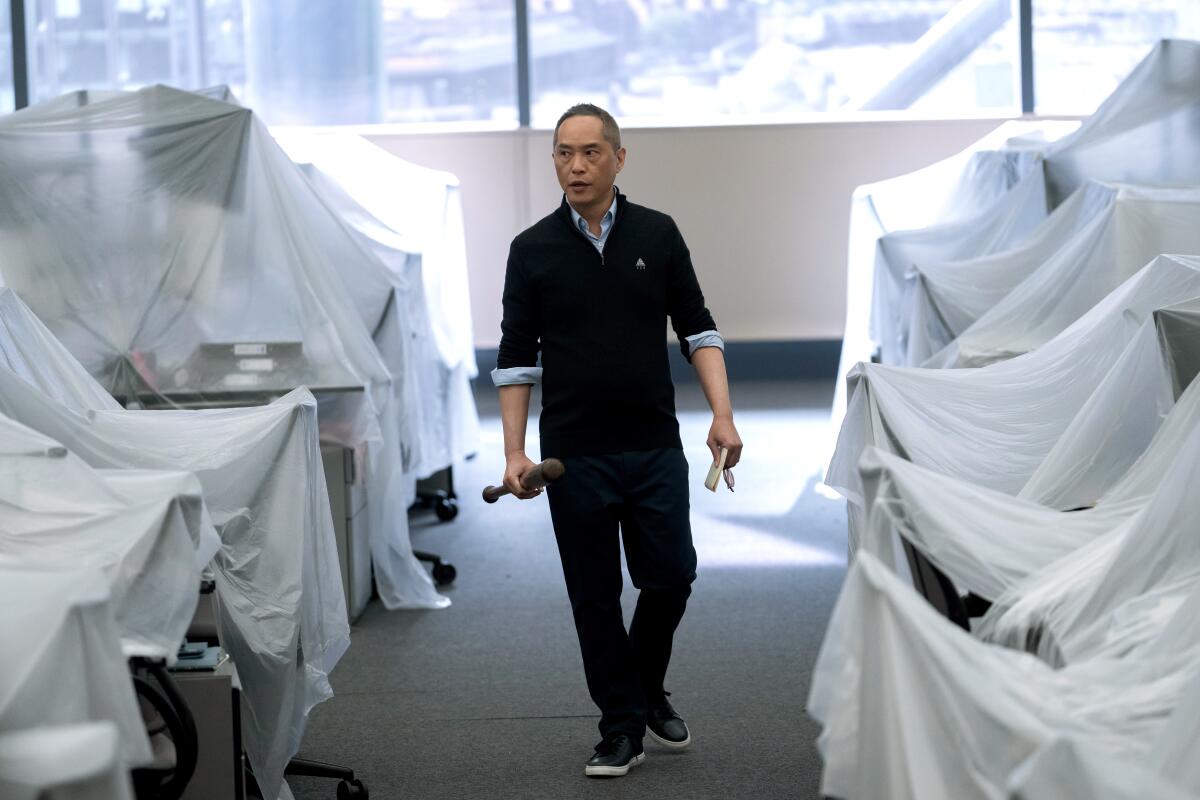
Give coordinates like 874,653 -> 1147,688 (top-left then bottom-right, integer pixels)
635,257 -> 647,270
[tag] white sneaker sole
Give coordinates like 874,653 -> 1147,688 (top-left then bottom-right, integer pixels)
647,727 -> 692,750
585,752 -> 645,777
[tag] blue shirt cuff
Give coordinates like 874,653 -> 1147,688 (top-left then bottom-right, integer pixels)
684,330 -> 724,357
492,366 -> 542,386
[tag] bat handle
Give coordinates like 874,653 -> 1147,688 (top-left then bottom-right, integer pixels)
481,458 -> 566,504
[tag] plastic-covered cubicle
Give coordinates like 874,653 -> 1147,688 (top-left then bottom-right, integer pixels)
0,85 -> 448,613
0,287 -> 349,800
829,254 -> 1200,546
275,130 -> 481,481
810,37 -> 1200,800
814,313 -> 1200,796
836,39 -> 1200,390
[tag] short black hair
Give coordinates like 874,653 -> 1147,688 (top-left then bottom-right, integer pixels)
553,104 -> 622,152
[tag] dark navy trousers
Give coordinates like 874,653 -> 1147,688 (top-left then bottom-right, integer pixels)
546,447 -> 698,740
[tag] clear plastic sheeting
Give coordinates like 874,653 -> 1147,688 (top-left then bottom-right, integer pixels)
813,306 -> 1200,798
835,120 -> 1078,428
0,562 -> 149,768
1012,660 -> 1200,799
1009,736 -> 1197,800
274,130 -> 481,478
272,131 -> 476,375
872,151 -> 1049,366
808,551 -> 1200,800
860,289 -> 1200,566
900,180 -> 1119,367
812,386 -> 1200,800
856,328 -> 1200,604
978,409 -> 1200,667
812,42 -> 1200,793
1042,39 -> 1200,208
835,39 -> 1200,421
0,411 -> 218,660
858,448 -> 1122,603
0,85 -> 448,614
1016,299 -> 1200,509
828,256 -> 1200,545
0,723 -> 136,800
0,288 -> 346,800
927,185 -> 1200,368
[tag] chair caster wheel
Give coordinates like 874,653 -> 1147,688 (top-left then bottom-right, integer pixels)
434,497 -> 458,521
432,562 -> 457,586
337,777 -> 368,799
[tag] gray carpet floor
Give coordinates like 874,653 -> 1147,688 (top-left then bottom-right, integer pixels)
289,380 -> 846,800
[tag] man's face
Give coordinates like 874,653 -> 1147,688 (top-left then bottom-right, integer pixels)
553,115 -> 625,210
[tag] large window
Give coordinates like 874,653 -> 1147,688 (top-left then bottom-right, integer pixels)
234,0 -> 518,126
19,0 -> 517,126
381,0 -> 517,125
529,0 -> 1019,125
4,1 -> 1199,124
1,4 -> 12,111
1034,1 -> 1200,113
25,0 -> 206,103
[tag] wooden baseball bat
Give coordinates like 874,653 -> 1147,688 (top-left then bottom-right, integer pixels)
483,458 -> 566,503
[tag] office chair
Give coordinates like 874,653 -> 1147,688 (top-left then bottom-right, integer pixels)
130,659 -> 199,800
244,758 -> 368,799
411,465 -> 460,586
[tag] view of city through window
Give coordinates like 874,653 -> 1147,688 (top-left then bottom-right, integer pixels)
7,0 -> 1200,125
1034,0 -> 1200,113
527,0 -> 1019,124
1,7 -> 11,111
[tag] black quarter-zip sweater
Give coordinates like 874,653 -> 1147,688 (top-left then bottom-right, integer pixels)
497,189 -> 718,458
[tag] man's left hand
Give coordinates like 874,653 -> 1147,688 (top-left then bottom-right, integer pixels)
707,415 -> 742,468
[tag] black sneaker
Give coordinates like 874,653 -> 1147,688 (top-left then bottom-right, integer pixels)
646,692 -> 691,749
584,734 -> 645,777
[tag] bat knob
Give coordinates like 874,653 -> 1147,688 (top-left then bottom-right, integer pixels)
541,458 -> 566,482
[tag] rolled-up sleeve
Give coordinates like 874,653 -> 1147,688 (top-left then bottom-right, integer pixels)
492,366 -> 542,386
683,329 -> 725,359
665,218 -> 719,362
495,241 -> 542,385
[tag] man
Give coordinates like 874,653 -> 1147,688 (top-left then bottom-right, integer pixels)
492,104 -> 742,778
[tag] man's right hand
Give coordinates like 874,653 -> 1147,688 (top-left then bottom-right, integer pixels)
502,452 -> 542,500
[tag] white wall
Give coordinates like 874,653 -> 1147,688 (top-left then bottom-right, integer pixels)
366,117 -> 1004,349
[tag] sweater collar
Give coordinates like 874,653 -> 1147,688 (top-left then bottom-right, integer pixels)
558,186 -> 626,231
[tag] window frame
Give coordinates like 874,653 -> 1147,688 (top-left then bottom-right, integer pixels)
7,0 -> 28,108
3,0 -> 1040,123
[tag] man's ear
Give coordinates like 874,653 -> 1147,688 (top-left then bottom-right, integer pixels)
615,147 -> 626,173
